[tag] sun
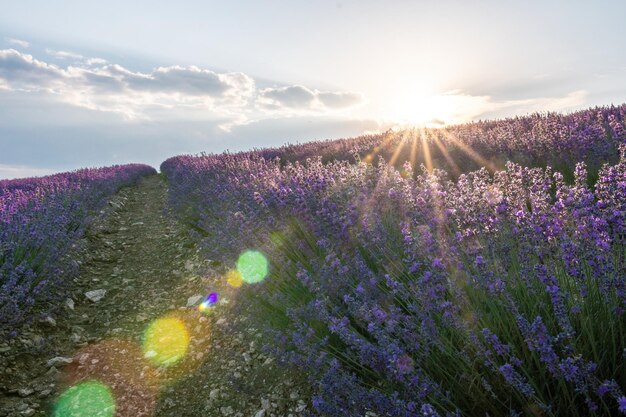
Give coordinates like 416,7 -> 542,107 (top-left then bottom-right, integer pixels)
385,90 -> 457,127
382,84 -> 481,127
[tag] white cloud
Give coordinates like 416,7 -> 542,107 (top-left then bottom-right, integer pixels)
257,85 -> 316,110
0,49 -> 257,121
85,57 -> 108,65
0,49 -> 67,90
45,49 -> 84,60
500,90 -> 587,113
6,38 -> 30,48
0,48 -> 365,129
446,89 -> 588,121
317,91 -> 364,109
127,65 -> 255,100
257,85 -> 364,113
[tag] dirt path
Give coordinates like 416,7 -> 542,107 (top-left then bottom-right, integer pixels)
0,176 -> 308,417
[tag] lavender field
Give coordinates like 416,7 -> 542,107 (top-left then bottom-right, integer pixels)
0,165 -> 156,333
161,105 -> 626,416
4,2 -> 626,416
0,105 -> 625,417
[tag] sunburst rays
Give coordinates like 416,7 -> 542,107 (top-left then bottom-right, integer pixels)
438,129 -> 500,173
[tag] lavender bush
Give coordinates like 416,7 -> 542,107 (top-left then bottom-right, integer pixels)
0,164 -> 156,333
232,104 -> 626,183
162,105 -> 626,416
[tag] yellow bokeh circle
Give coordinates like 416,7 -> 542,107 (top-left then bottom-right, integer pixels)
142,317 -> 189,367
226,269 -> 243,288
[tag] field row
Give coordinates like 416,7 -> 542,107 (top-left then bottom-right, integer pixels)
162,105 -> 626,416
0,165 -> 156,333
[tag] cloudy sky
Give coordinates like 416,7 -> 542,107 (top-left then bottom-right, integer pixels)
1,0 -> 626,178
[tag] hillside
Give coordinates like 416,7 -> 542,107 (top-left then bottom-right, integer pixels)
0,104 -> 625,416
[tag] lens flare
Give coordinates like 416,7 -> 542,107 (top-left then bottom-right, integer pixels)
226,269 -> 243,288
237,250 -> 269,284
149,310 -> 212,382
53,380 -> 115,417
142,317 -> 190,366
60,339 -> 158,417
198,292 -> 218,312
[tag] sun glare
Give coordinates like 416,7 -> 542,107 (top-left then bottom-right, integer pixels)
385,92 -> 454,127
383,87 -> 484,127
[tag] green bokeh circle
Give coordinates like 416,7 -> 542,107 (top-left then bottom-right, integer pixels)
53,380 -> 115,417
237,250 -> 269,283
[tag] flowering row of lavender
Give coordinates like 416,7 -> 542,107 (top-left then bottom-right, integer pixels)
162,106 -> 626,416
0,164 -> 156,334
245,104 -> 626,183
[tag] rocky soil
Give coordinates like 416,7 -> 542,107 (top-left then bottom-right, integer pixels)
0,175 -> 309,417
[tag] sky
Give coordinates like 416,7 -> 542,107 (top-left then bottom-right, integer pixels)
1,0 -> 626,178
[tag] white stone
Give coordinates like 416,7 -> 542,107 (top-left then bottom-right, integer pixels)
184,260 -> 195,271
296,401 -> 307,412
47,356 -> 73,367
42,316 -> 56,326
17,388 -> 34,397
38,389 -> 52,398
186,294 -> 203,307
220,406 -> 234,416
261,398 -> 270,410
85,289 -> 106,302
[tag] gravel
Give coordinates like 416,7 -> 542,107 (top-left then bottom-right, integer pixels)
0,176 -> 310,417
